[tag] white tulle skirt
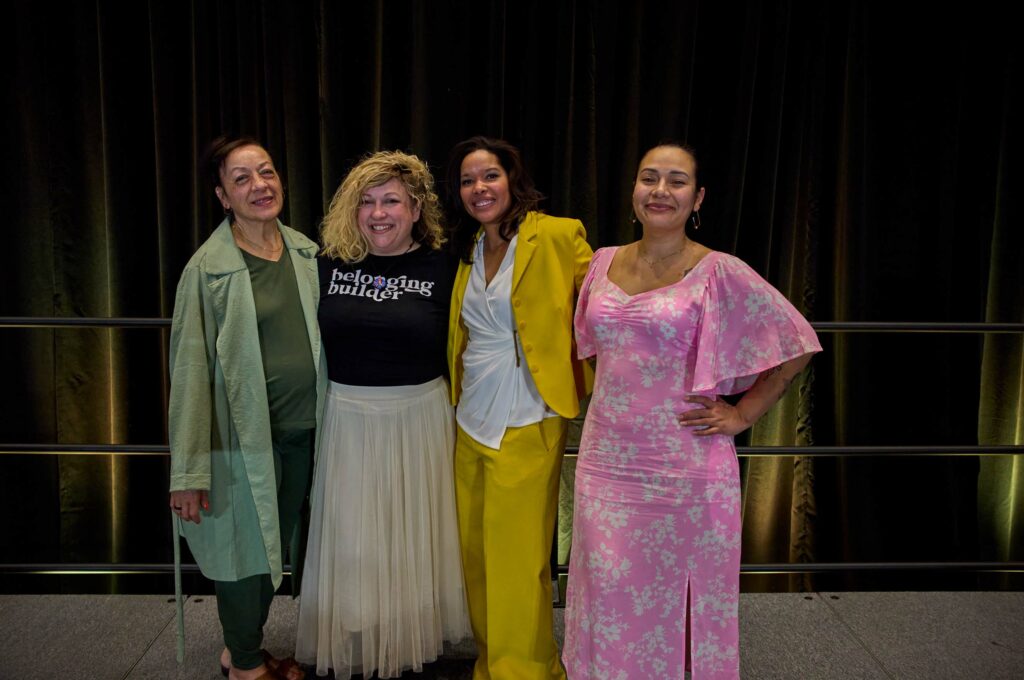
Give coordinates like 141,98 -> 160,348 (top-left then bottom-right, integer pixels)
295,377 -> 471,679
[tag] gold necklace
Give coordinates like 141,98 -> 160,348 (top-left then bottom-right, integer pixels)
232,222 -> 283,254
637,241 -> 686,270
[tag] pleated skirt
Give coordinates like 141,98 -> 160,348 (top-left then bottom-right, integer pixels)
296,377 -> 471,678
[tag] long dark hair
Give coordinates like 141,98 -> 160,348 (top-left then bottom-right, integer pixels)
445,136 -> 544,263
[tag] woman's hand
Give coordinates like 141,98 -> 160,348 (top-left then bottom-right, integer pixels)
677,396 -> 752,436
677,353 -> 816,437
169,490 -> 209,524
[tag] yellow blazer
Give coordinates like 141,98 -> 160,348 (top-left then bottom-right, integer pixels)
448,211 -> 594,419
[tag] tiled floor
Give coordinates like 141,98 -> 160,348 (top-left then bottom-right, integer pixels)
1,592 -> 1022,679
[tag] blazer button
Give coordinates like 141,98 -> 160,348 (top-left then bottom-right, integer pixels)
530,365 -> 539,373
524,344 -> 533,352
518,321 -> 526,329
513,298 -> 522,308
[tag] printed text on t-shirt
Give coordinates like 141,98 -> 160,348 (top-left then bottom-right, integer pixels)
326,268 -> 434,302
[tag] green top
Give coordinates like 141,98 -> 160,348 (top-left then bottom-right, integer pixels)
241,248 -> 317,433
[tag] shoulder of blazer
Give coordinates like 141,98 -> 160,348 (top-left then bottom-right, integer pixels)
524,212 -> 582,240
518,213 -> 586,260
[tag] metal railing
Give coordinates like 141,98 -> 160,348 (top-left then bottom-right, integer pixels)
3,443 -> 1024,458
2,316 -> 1022,580
3,317 -> 1024,333
0,317 -> 172,328
2,561 -> 1024,576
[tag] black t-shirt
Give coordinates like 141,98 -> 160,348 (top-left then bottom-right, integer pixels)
318,247 -> 457,386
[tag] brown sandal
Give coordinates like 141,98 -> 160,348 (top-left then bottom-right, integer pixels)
250,672 -> 279,680
223,665 -> 280,680
222,651 -> 305,680
265,654 -> 305,680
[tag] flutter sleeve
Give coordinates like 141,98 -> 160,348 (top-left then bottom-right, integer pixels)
573,247 -> 614,360
691,253 -> 822,395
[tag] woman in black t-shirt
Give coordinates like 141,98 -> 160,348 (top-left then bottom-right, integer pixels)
294,151 -> 470,679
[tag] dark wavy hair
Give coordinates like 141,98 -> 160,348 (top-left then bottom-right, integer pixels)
445,136 -> 544,263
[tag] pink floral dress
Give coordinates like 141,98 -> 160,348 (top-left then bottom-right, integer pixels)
563,247 -> 821,679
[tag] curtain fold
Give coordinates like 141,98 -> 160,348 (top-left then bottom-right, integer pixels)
978,51 -> 1024,569
2,0 -> 1021,592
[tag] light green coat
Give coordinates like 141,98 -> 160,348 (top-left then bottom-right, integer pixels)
169,219 -> 326,590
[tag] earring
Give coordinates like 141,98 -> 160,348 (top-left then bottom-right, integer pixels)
630,212 -> 638,224
690,210 -> 701,230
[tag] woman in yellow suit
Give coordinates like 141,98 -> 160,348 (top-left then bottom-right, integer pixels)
445,137 -> 593,680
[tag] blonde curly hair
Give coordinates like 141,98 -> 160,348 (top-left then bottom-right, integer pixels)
321,150 -> 446,262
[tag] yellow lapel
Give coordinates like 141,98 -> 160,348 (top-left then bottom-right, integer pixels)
512,212 -> 538,293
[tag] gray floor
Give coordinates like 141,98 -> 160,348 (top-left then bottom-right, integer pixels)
1,592 -> 1022,679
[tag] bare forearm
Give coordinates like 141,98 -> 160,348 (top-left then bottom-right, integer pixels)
679,352 -> 814,436
734,353 -> 813,429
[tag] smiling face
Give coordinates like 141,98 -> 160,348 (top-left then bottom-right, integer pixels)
632,145 -> 705,232
458,150 -> 512,229
357,177 -> 422,256
215,144 -> 283,228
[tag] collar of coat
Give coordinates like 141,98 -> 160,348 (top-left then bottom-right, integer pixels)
203,218 -> 318,275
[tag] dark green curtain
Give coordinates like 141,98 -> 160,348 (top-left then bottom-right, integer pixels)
977,60 -> 1024,572
3,0 -> 1021,592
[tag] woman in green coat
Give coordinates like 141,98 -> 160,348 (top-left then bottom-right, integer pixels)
169,135 -> 326,680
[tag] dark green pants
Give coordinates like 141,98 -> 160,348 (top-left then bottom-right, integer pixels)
215,428 -> 313,670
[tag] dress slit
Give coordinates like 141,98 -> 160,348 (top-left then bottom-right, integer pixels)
684,577 -> 693,675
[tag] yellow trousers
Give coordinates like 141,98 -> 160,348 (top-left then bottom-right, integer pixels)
455,417 -> 568,680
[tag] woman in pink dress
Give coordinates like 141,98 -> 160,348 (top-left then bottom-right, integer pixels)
562,143 -> 821,679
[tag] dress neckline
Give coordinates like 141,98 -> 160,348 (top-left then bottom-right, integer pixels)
603,246 -> 718,299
